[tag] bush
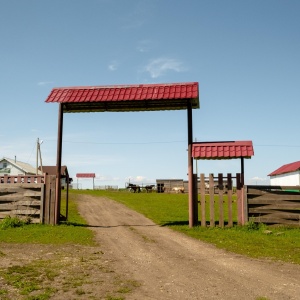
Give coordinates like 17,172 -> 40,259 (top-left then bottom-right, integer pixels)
0,216 -> 31,230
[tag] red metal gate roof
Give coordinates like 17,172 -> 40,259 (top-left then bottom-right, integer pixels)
45,82 -> 199,112
192,141 -> 254,159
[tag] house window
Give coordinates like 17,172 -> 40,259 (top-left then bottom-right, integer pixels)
3,163 -> 7,168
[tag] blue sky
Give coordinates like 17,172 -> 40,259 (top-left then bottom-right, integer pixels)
1,0 -> 299,189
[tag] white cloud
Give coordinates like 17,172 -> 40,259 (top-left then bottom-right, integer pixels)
37,81 -> 53,86
136,39 -> 152,53
108,61 -> 118,71
144,58 -> 185,78
125,175 -> 154,184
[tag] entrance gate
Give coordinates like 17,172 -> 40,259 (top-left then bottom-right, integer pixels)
45,82 -> 200,226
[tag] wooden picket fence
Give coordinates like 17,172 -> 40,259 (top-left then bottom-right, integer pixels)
245,185 -> 300,226
198,173 -> 244,227
0,174 -> 56,224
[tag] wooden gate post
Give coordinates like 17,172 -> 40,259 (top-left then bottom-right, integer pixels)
44,175 -> 56,225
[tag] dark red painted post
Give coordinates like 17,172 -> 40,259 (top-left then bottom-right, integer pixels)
187,100 -> 196,227
55,103 -> 63,225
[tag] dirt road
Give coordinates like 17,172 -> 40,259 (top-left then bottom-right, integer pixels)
77,194 -> 300,300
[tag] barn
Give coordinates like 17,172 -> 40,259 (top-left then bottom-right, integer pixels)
268,161 -> 300,186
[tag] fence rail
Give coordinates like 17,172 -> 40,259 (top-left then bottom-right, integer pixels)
245,185 -> 300,226
0,174 -> 45,184
0,183 -> 44,223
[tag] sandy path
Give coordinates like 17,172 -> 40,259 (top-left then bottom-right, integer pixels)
77,194 -> 300,300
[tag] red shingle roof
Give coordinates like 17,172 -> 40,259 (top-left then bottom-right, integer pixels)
192,141 -> 254,159
45,82 -> 199,112
268,161 -> 300,176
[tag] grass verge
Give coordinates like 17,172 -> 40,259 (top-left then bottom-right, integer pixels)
72,189 -> 300,265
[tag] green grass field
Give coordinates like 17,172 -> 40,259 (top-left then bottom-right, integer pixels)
71,189 -> 300,265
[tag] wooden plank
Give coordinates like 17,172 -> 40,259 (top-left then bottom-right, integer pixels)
50,175 -> 56,225
0,204 -> 40,210
248,194 -> 300,201
227,174 -> 233,227
251,216 -> 300,225
249,210 -> 300,219
209,173 -> 215,227
44,176 -> 51,224
40,184 -> 45,223
248,198 -> 300,207
218,174 -> 224,227
8,209 -> 40,215
248,202 -> 300,209
0,200 -> 41,205
200,174 -> 206,227
249,208 -> 299,215
0,195 -> 41,202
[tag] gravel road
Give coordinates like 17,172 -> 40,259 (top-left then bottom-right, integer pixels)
76,194 -> 300,300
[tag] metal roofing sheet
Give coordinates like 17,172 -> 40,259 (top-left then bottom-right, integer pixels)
76,173 -> 96,178
268,161 -> 300,176
192,141 -> 254,160
45,82 -> 199,112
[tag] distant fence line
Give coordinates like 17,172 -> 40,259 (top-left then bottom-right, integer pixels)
94,185 -> 118,190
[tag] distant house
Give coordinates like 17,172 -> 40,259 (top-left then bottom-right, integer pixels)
0,157 -> 41,176
268,161 -> 300,186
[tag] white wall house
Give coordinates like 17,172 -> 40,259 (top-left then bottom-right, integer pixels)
268,161 -> 300,186
0,157 -> 40,176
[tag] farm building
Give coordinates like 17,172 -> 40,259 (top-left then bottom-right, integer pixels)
0,157 -> 41,176
156,179 -> 185,193
268,161 -> 300,186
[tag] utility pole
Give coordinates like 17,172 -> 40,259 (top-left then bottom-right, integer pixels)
36,138 -> 43,175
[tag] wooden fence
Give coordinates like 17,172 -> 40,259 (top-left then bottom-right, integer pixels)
198,173 -> 244,228
0,175 -> 56,224
245,185 -> 300,226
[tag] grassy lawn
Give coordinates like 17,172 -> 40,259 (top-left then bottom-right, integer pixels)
71,189 -> 300,265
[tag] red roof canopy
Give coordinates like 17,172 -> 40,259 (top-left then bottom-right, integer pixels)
192,141 -> 254,160
76,173 -> 96,178
268,161 -> 300,176
45,82 -> 199,113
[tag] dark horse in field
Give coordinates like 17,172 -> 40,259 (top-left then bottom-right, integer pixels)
127,183 -> 141,193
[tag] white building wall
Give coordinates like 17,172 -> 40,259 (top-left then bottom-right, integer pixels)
270,171 -> 300,186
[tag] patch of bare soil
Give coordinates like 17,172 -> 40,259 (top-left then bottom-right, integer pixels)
1,194 -> 300,300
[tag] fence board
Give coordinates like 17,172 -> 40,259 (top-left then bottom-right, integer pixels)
218,173 -> 224,227
200,174 -> 206,227
227,174 -> 233,227
209,174 -> 215,227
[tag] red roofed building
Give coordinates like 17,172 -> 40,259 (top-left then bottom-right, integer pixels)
268,161 -> 300,186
